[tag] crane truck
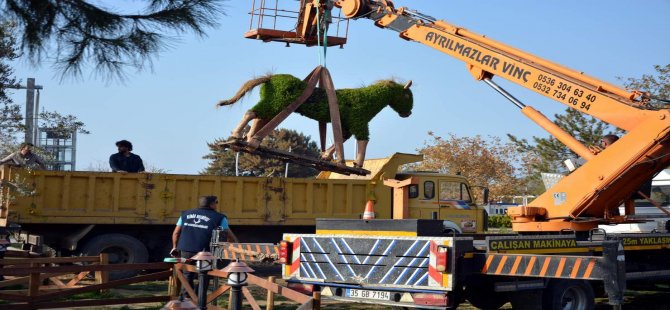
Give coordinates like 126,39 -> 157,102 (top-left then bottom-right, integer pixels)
237,1 -> 670,309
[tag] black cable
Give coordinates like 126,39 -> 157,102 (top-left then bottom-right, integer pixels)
650,96 -> 670,104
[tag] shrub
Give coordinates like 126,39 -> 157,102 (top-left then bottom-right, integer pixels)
488,215 -> 512,228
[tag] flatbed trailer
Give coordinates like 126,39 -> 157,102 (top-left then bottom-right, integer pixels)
275,219 -> 670,309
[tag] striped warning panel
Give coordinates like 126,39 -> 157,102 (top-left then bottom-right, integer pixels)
478,253 -> 605,280
212,243 -> 279,263
286,237 -> 301,278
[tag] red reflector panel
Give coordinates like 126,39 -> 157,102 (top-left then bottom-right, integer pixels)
413,292 -> 449,307
279,240 -> 292,264
436,246 -> 448,272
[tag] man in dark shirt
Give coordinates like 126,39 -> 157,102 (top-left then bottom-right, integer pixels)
109,140 -> 145,173
171,196 -> 238,301
0,143 -> 46,169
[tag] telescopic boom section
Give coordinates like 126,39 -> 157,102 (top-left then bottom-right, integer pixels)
336,0 -> 653,131
333,0 -> 670,232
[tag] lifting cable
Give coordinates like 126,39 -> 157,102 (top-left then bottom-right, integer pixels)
316,6 -> 329,67
650,96 -> 670,104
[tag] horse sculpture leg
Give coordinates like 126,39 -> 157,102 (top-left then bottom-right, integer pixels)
322,137 -> 355,163
354,140 -> 369,168
231,110 -> 257,139
247,118 -> 268,142
321,144 -> 337,161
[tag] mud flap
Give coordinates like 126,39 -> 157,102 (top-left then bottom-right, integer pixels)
601,240 -> 626,307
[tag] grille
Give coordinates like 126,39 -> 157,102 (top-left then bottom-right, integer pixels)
298,236 -> 431,288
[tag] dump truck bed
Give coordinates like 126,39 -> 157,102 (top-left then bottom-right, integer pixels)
0,166 -> 371,226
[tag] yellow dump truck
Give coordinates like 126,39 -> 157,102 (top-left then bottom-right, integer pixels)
0,153 -> 486,268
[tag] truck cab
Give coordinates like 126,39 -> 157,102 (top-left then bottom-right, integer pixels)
319,153 -> 488,233
397,172 -> 483,233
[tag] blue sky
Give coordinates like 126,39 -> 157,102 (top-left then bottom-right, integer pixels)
9,1 -> 670,174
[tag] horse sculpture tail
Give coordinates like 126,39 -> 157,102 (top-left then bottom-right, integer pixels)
216,75 -> 273,107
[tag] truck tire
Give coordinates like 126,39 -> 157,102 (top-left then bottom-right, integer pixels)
543,280 -> 594,310
80,233 -> 149,280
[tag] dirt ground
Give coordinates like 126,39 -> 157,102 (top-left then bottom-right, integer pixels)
43,264 -> 670,309
3,264 -> 668,309
63,283 -> 670,309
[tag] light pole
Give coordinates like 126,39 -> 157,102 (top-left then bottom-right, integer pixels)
191,251 -> 215,310
221,260 -> 254,310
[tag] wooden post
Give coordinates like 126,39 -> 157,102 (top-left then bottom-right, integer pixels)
95,253 -> 109,293
168,266 -> 181,298
266,276 -> 276,310
212,274 -> 220,305
312,291 -> 321,310
28,262 -> 40,297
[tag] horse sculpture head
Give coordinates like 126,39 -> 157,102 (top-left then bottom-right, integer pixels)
386,80 -> 413,118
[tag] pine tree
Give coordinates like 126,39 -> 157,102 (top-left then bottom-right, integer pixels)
621,64 -> 670,108
0,21 -> 22,154
2,0 -> 225,79
202,128 -> 321,177
1,22 -> 90,158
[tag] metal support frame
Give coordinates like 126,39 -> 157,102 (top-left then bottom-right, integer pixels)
247,66 -> 345,163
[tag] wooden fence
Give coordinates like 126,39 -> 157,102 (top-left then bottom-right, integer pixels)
172,263 -> 320,309
0,256 -> 319,309
0,254 -> 172,309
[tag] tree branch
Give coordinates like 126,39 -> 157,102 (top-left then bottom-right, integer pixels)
2,0 -> 226,81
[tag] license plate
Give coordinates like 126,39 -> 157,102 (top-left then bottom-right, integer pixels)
347,288 -> 391,301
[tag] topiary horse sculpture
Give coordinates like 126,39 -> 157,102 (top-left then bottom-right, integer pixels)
218,73 -> 413,167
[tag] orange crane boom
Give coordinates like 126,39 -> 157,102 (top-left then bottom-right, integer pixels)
331,0 -> 670,232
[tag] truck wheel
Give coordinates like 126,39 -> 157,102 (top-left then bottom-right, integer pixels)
543,280 -> 594,310
80,233 -> 149,280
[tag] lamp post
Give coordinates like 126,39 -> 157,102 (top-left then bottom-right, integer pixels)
221,260 -> 254,310
191,251 -> 215,310
0,236 -> 8,282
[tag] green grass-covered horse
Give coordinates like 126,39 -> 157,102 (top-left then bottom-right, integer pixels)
218,73 -> 413,166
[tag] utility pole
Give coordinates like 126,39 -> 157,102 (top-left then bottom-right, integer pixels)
5,78 -> 44,145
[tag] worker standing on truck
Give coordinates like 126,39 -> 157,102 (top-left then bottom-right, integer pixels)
0,143 -> 46,169
109,140 -> 145,172
600,134 -> 620,148
170,195 -> 238,301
